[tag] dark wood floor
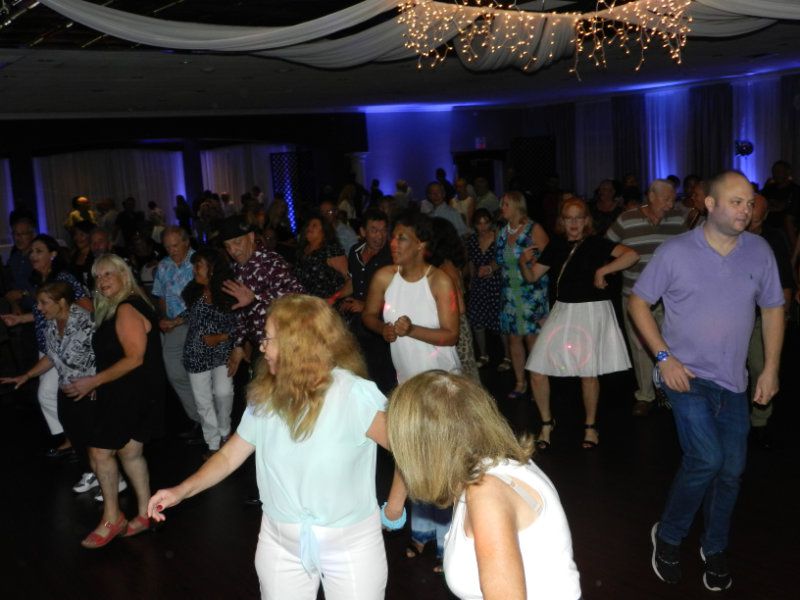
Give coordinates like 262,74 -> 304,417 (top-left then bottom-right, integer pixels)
1,329 -> 796,600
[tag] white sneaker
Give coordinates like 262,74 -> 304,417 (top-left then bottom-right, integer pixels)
93,476 -> 128,502
72,472 -> 99,494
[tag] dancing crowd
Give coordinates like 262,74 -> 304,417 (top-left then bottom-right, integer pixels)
1,162 -> 795,598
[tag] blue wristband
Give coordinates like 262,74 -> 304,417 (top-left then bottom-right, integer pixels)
380,502 -> 407,530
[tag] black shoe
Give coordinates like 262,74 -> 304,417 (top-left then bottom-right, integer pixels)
651,523 -> 681,584
701,548 -> 732,592
44,446 -> 76,460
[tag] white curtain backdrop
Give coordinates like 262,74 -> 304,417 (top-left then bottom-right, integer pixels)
732,77 -> 782,187
574,99 -> 615,198
33,149 -> 185,237
0,159 -> 13,244
200,144 -> 282,207
38,0 -> 799,72
643,88 -> 691,187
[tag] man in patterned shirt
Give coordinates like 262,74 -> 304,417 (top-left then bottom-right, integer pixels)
152,226 -> 201,437
219,216 -> 304,376
606,179 -> 686,416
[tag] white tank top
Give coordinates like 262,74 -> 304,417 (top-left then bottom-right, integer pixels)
383,266 -> 461,384
443,460 -> 582,600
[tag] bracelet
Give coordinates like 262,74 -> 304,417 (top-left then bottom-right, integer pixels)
656,350 -> 670,363
380,502 -> 406,530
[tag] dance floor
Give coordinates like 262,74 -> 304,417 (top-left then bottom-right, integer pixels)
0,329 -> 795,600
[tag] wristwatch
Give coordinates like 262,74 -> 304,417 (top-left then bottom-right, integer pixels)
656,350 -> 670,362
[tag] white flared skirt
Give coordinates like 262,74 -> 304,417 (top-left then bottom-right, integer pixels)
525,300 -> 631,377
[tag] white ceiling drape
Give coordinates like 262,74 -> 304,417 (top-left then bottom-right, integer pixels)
36,0 -> 800,71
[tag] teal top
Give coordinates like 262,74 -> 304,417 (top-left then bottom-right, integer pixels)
237,367 -> 386,573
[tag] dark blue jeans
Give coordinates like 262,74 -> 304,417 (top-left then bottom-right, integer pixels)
659,378 -> 749,554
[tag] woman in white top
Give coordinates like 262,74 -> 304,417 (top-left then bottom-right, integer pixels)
148,295 -> 406,600
363,209 -> 461,569
388,371 -> 582,600
363,210 -> 461,384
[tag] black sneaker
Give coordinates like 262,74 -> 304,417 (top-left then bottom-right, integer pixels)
701,548 -> 732,591
651,523 -> 681,584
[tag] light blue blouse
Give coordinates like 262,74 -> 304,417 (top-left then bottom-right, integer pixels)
236,367 -> 386,572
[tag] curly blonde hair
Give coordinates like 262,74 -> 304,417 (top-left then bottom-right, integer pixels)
387,371 -> 534,508
247,294 -> 367,441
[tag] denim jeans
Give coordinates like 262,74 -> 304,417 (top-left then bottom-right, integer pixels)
658,378 -> 749,554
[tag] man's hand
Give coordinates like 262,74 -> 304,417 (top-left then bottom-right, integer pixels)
222,280 -> 256,310
659,356 -> 695,393
753,369 -> 779,405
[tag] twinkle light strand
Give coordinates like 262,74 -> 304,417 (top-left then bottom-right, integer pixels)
397,1 -> 692,75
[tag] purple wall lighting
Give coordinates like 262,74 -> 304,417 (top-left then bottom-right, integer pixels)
732,77 -> 781,187
644,87 -> 690,186
364,109 -> 455,204
270,152 -> 298,233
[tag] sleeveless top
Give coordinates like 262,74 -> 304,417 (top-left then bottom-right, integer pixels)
443,460 -> 582,600
382,266 -> 461,384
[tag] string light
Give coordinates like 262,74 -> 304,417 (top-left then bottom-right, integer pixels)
397,1 -> 691,75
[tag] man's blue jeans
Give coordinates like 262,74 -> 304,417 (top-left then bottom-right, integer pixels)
659,378 -> 749,554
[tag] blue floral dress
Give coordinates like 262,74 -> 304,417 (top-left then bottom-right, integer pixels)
496,222 -> 549,335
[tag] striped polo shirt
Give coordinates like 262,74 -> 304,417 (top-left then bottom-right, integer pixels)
606,207 -> 687,296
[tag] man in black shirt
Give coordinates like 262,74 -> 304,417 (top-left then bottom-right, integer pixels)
331,208 -> 395,392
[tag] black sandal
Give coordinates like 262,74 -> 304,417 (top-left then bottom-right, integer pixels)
536,419 -> 556,451
582,423 -> 599,450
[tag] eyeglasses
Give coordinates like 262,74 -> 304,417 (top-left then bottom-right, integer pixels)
258,335 -> 274,352
562,216 -> 587,223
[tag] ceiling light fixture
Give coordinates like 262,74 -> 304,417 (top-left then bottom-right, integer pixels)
397,1 -> 691,75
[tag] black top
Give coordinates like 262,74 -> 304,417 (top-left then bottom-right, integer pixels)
537,235 -> 617,303
91,295 -> 165,448
348,242 -> 393,300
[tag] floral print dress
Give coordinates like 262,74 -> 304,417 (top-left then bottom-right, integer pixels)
496,222 -> 549,335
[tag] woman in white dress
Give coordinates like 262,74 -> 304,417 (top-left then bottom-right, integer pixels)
363,209 -> 461,570
388,370 -> 582,600
520,197 -> 637,449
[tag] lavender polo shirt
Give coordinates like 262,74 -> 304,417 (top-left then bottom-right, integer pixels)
632,227 -> 783,393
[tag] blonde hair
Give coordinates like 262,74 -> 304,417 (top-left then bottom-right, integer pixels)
555,196 -> 595,237
91,254 -> 152,325
247,294 -> 367,441
502,191 -> 526,220
387,371 -> 533,507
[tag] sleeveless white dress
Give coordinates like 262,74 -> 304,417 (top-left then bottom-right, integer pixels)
382,266 -> 461,384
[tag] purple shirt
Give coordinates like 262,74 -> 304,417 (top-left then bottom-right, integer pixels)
632,227 -> 783,393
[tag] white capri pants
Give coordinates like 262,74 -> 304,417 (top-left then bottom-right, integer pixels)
188,365 -> 234,450
254,511 -> 387,600
37,353 -> 62,436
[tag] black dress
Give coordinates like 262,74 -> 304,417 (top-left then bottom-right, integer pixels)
90,295 -> 165,449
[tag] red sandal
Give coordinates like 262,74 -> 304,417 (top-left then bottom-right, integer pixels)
122,515 -> 151,538
81,514 -> 128,549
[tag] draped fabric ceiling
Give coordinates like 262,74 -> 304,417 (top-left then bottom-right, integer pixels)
38,0 -> 800,72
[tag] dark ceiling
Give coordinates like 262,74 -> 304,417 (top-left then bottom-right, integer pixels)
0,1 -> 798,119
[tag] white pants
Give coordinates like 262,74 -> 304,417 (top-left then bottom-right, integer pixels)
37,353 -> 62,435
187,365 -> 234,450
254,511 -> 387,600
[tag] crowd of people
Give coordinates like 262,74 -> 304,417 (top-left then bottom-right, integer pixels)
0,160 -> 796,598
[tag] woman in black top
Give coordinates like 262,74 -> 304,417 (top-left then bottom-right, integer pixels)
519,198 -> 638,450
64,254 -> 165,548
294,213 -> 349,299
